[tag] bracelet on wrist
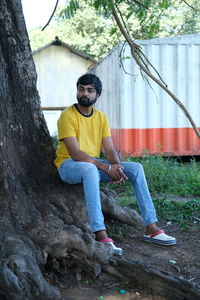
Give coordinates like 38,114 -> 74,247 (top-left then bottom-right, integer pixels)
107,165 -> 112,173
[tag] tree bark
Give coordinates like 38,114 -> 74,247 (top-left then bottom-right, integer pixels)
0,2 -> 142,298
0,1 -> 200,299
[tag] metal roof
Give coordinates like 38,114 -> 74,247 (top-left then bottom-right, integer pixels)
136,33 -> 200,45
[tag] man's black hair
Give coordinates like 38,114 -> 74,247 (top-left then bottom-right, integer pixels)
76,74 -> 102,95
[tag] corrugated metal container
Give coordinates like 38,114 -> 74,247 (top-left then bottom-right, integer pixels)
91,34 -> 200,156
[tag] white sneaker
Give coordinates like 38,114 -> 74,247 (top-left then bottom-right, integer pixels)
143,229 -> 176,246
97,237 -> 123,255
109,241 -> 123,255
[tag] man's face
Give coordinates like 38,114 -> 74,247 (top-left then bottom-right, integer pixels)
77,84 -> 99,107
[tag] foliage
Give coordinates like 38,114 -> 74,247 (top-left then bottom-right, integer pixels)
102,156 -> 200,226
108,155 -> 200,196
158,0 -> 200,37
29,1 -> 123,60
59,0 -> 200,40
132,156 -> 200,196
52,135 -> 59,149
28,0 -> 200,60
153,197 -> 200,228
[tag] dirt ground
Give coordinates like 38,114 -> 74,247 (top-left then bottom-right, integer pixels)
60,219 -> 200,300
114,220 -> 200,285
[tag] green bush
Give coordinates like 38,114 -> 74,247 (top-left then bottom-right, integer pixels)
129,156 -> 200,196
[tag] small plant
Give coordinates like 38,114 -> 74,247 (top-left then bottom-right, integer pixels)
127,156 -> 200,196
83,279 -> 93,285
52,135 -> 58,149
106,221 -> 133,240
153,197 -> 200,227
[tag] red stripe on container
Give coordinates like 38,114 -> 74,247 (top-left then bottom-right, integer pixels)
111,128 -> 200,157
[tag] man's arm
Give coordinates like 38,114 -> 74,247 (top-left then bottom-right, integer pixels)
102,137 -> 128,182
63,137 -> 110,173
102,136 -> 120,164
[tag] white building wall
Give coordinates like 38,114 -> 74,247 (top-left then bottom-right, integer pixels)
33,45 -> 94,135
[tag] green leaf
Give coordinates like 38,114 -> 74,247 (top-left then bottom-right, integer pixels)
109,27 -> 118,35
62,0 -> 80,19
126,11 -> 133,20
159,0 -> 171,9
120,55 -> 131,60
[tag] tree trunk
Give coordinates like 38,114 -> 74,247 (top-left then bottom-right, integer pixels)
0,1 -> 200,299
0,1 -> 140,298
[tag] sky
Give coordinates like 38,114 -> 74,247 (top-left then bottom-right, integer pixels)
21,0 -> 66,30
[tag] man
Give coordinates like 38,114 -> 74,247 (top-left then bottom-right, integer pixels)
54,74 -> 176,255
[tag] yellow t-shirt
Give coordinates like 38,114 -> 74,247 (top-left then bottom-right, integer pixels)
54,104 -> 111,168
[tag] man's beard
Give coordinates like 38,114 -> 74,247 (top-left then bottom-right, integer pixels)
77,96 -> 97,107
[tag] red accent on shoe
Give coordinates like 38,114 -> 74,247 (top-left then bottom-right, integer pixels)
150,229 -> 165,238
97,238 -> 113,243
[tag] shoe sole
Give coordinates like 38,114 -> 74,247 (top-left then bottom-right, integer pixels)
113,249 -> 123,255
143,237 -> 177,245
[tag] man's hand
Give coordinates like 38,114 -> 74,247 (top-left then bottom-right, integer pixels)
107,164 -> 128,184
102,137 -> 128,184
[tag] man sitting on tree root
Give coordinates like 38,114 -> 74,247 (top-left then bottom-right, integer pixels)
54,74 -> 176,255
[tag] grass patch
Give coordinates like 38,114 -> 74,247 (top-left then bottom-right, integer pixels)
101,156 -> 200,227
129,156 -> 200,196
153,197 -> 200,228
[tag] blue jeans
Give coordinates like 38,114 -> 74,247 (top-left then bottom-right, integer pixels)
58,159 -> 157,232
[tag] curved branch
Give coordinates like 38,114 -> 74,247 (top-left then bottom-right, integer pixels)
183,0 -> 200,11
115,5 -> 131,39
42,0 -> 60,31
126,0 -> 150,10
109,0 -> 200,139
137,49 -> 168,87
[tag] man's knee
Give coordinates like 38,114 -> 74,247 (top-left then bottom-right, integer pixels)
125,161 -> 143,171
82,162 -> 97,171
133,162 -> 143,171
82,162 -> 99,178
123,161 -> 144,179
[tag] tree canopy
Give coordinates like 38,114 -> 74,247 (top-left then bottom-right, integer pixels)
29,0 -> 200,60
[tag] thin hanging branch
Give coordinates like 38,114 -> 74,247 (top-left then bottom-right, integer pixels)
137,50 -> 168,86
42,0 -> 60,31
119,42 -> 135,76
126,0 -> 150,10
109,0 -> 200,139
115,4 -> 131,39
183,0 -> 200,11
119,45 -> 160,103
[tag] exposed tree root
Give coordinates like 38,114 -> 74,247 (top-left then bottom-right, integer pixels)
101,188 -> 144,228
0,184 -> 199,299
30,185 -> 200,299
0,235 -> 61,299
103,257 -> 200,300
